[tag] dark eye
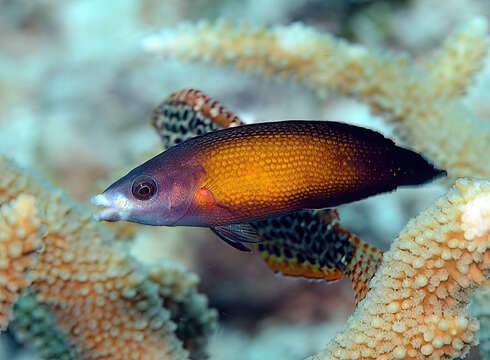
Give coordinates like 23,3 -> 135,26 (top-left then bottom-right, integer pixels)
132,176 -> 157,201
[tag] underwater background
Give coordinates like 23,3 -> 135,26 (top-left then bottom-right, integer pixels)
1,0 -> 489,359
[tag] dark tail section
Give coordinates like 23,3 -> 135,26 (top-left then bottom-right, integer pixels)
392,146 -> 446,186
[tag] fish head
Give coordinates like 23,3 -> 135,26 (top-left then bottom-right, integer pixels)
91,158 -> 202,226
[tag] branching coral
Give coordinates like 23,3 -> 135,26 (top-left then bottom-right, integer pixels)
307,179 -> 489,360
143,23 -> 490,355
427,19 -> 489,98
0,155 -> 217,360
0,194 -> 41,330
11,294 -> 77,359
145,262 -> 218,360
143,18 -> 490,181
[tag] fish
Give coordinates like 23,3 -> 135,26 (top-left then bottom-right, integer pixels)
96,88 -> 437,304
150,89 -> 384,304
92,108 -> 445,230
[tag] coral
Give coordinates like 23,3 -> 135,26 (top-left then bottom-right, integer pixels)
427,18 -> 489,98
143,18 -> 490,181
10,262 -> 219,360
472,285 -> 490,358
0,194 -> 42,330
150,88 -> 489,357
145,262 -> 218,360
10,294 -> 76,360
307,178 -> 489,360
0,155 -> 217,360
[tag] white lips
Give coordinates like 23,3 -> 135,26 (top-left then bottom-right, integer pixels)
91,194 -> 112,207
91,192 -> 132,222
92,207 -> 122,222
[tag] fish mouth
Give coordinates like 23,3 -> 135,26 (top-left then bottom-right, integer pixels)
91,193 -> 129,222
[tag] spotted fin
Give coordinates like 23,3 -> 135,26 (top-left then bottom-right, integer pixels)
210,223 -> 261,252
260,244 -> 344,282
254,210 -> 348,282
152,88 -> 243,150
340,229 -> 384,304
253,209 -> 383,306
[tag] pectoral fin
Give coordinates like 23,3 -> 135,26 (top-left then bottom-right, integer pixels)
210,223 -> 261,252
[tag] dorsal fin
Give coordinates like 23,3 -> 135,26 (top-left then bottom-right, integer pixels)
152,89 -> 244,149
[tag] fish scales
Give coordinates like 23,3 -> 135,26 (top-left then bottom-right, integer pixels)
170,119 -> 441,224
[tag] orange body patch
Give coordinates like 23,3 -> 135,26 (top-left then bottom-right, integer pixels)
194,187 -> 217,210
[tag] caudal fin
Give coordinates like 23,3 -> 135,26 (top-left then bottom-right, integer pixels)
393,146 -> 447,186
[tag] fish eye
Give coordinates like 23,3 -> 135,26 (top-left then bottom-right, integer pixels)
132,176 -> 157,201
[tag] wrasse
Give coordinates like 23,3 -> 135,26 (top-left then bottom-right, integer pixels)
92,112 -> 445,229
93,89 -> 442,304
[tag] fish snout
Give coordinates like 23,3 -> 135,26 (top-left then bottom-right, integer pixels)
91,193 -> 132,222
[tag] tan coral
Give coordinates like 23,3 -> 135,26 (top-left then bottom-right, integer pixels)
0,155 -> 191,360
143,18 -> 490,181
427,18 -> 489,98
145,262 -> 219,359
0,194 -> 42,330
307,178 -> 489,360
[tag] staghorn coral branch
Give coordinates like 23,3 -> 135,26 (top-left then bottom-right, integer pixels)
142,20 -> 400,95
307,179 -> 489,360
143,18 -> 490,181
145,262 -> 218,359
10,261 -> 218,360
0,155 -> 187,359
427,18 -> 489,98
0,155 -> 217,360
0,195 -> 42,330
11,294 -> 77,359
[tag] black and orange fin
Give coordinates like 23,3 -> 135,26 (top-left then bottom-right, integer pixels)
258,242 -> 344,282
210,223 -> 261,252
252,209 -> 383,305
340,229 -> 384,305
152,89 -> 244,149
